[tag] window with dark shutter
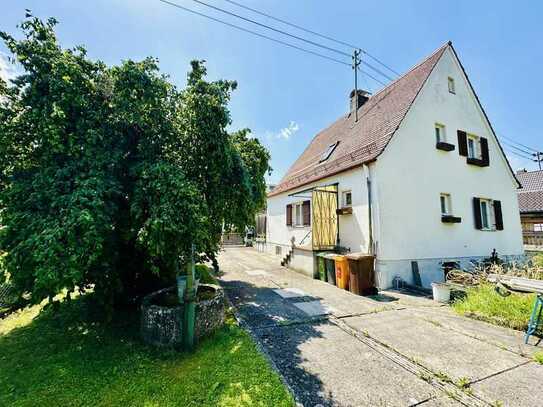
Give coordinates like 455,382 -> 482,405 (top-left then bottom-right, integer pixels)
480,137 -> 490,166
473,197 -> 482,230
302,200 -> 311,226
286,204 -> 292,226
457,130 -> 468,157
494,200 -> 503,230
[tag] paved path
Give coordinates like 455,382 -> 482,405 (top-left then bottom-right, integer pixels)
217,247 -> 543,407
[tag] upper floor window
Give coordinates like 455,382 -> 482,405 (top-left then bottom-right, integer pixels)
342,190 -> 352,207
440,193 -> 451,215
435,124 -> 455,151
534,223 -> 543,232
440,193 -> 461,223
473,197 -> 503,231
467,134 -> 480,159
448,77 -> 456,94
457,130 -> 489,166
435,123 -> 446,143
479,199 -> 493,230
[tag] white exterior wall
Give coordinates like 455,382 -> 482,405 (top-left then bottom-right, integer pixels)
266,166 -> 372,257
373,47 -> 524,287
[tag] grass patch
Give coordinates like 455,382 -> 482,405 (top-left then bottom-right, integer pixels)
534,352 -> 543,365
0,295 -> 294,407
452,283 -> 538,332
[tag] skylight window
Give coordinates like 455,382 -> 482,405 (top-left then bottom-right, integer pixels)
319,142 -> 339,163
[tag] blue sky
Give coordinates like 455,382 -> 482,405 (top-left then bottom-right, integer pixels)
1,0 -> 542,183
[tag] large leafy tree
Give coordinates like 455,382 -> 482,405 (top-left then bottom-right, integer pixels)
0,16 -> 269,311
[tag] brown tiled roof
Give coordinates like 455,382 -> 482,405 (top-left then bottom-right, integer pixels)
518,191 -> 543,213
516,170 -> 543,192
268,42 -> 449,197
517,170 -> 543,213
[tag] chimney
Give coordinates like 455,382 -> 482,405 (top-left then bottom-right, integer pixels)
350,89 -> 370,114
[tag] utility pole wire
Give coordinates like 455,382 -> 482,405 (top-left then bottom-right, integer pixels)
157,0 -> 388,88
157,0 -> 351,66
221,0 -> 401,77
503,147 -> 537,162
499,134 -> 540,153
357,67 -> 387,87
500,139 -> 537,157
186,0 -> 352,58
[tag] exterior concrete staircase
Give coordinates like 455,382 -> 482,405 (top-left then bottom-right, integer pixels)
280,247 -> 293,267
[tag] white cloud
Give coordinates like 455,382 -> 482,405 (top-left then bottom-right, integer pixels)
266,121 -> 300,141
0,52 -> 19,83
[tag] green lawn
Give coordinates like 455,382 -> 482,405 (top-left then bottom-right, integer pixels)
452,283 -> 539,333
0,295 -> 294,407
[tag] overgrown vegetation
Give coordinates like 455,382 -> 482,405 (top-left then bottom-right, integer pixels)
449,255 -> 543,333
534,351 -> 543,365
452,284 -> 538,332
0,15 -> 270,313
0,295 -> 294,406
533,253 -> 543,268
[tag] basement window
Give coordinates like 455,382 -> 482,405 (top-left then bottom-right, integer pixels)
448,77 -> 456,94
319,141 -> 339,163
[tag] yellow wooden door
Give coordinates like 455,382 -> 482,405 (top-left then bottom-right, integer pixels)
311,185 -> 338,250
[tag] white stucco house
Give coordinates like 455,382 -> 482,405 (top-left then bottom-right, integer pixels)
265,41 -> 524,288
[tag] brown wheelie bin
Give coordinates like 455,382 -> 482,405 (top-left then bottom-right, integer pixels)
346,253 -> 377,295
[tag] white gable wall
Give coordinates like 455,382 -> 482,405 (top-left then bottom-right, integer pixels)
373,47 -> 524,287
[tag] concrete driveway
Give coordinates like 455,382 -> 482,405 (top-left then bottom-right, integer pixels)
217,247 -> 543,407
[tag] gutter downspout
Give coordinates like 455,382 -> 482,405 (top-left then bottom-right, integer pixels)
367,176 -> 373,255
363,164 -> 374,255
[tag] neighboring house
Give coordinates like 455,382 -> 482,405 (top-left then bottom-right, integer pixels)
265,41 -> 524,288
516,169 -> 543,249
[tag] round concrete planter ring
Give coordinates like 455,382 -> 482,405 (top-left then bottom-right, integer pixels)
140,283 -> 225,348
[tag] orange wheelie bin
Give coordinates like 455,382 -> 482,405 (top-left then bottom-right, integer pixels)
334,255 -> 350,290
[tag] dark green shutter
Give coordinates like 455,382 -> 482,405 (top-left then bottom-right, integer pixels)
302,200 -> 311,226
480,137 -> 490,166
457,130 -> 468,156
494,200 -> 503,230
473,197 -> 482,229
286,204 -> 292,226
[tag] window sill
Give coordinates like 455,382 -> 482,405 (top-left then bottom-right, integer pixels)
441,215 -> 462,223
436,142 -> 455,152
466,157 -> 489,167
336,207 -> 353,215
288,225 -> 310,229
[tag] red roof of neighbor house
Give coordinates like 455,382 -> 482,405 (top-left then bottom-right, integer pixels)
517,170 -> 543,213
268,42 -> 450,197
